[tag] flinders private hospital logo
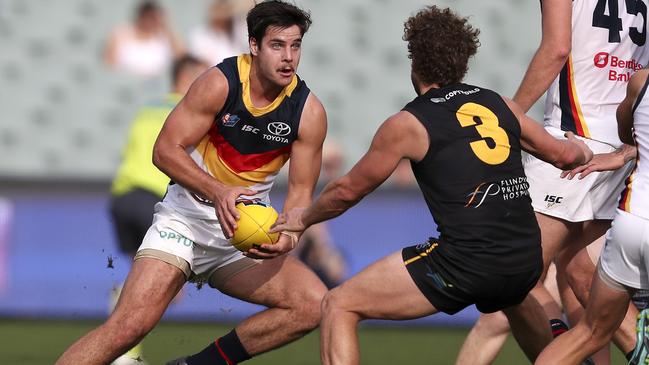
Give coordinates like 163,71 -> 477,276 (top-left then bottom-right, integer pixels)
465,177 -> 530,208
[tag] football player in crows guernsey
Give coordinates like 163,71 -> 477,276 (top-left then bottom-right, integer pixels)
56,2 -> 328,365
271,6 -> 592,365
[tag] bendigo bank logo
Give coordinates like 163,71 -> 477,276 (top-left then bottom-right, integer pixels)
222,113 -> 240,127
593,51 -> 644,81
594,52 -> 609,68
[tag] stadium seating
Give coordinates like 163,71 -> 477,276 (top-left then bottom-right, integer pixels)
0,0 -> 541,180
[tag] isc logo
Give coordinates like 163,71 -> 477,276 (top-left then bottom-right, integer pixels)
241,125 -> 260,134
544,195 -> 563,204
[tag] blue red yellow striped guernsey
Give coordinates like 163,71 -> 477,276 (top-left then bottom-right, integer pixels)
558,55 -> 591,138
165,54 -> 311,219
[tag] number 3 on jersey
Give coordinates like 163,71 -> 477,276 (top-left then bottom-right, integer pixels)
456,102 -> 511,165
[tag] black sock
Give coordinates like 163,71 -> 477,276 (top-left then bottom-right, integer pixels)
550,318 -> 569,338
186,329 -> 251,365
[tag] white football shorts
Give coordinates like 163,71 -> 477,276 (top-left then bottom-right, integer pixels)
599,209 -> 649,290
523,127 -> 633,222
135,202 -> 258,288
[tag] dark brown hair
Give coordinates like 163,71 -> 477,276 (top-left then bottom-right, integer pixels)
135,1 -> 160,19
171,55 -> 203,85
403,6 -> 480,87
247,1 -> 312,44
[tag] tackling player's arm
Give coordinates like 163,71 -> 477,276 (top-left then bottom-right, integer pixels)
618,70 -> 648,145
560,72 -> 646,179
270,111 -> 428,234
247,93 -> 327,259
513,0 -> 571,112
504,97 -> 593,169
153,67 -> 255,238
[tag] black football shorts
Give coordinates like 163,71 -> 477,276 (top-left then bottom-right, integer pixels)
402,238 -> 542,314
109,188 -> 161,255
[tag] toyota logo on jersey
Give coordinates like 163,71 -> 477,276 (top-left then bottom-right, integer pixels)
267,122 -> 291,136
594,52 -> 609,68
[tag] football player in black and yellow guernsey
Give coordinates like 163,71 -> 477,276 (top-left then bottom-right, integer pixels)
56,2 -> 328,365
271,6 -> 594,365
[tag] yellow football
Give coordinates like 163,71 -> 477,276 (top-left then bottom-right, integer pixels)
230,201 -> 280,252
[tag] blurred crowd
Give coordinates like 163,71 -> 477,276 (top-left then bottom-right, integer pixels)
104,0 -> 251,78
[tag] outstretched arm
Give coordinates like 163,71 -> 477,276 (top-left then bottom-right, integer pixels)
504,97 -> 592,170
617,70 -> 648,145
513,0 -> 571,112
271,111 -> 428,234
560,71 -> 647,179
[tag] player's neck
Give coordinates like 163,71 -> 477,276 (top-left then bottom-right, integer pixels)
417,83 -> 441,95
248,63 -> 284,107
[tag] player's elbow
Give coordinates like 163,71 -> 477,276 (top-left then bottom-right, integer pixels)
152,140 -> 170,171
542,40 -> 570,64
619,134 -> 635,146
553,45 -> 571,62
618,127 -> 635,146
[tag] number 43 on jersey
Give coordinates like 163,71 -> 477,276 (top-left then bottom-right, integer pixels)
593,0 -> 646,45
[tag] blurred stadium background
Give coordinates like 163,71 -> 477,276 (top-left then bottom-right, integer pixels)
0,0 -> 629,364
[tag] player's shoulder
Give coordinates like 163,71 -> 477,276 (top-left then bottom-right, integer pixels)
187,67 -> 228,100
301,92 -> 327,122
179,66 -> 229,114
381,110 -> 427,138
295,92 -> 327,140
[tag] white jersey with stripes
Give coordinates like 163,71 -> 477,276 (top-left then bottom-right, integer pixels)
544,0 -> 649,148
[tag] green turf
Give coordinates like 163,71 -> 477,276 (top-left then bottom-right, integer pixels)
0,319 -> 629,364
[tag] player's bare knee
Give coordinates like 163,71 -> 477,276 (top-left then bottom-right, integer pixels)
321,286 -> 356,320
563,267 -> 592,301
576,321 -> 611,349
295,297 -> 323,331
286,282 -> 325,331
475,312 -> 509,333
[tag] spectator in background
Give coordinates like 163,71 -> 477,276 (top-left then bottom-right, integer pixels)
294,140 -> 348,288
188,0 -> 250,66
104,1 -> 185,78
108,55 -> 207,365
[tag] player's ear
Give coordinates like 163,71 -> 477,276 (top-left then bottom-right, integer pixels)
249,37 -> 259,56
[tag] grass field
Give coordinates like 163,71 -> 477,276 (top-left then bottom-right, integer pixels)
0,319 -> 629,364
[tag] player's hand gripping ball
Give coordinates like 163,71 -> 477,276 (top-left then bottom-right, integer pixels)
230,201 -> 280,252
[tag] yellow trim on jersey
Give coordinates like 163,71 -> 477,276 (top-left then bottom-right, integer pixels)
403,243 -> 439,266
623,171 -> 635,212
237,54 -> 298,117
567,55 -> 591,138
196,136 -> 290,187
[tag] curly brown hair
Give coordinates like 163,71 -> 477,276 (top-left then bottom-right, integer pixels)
403,6 -> 480,87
